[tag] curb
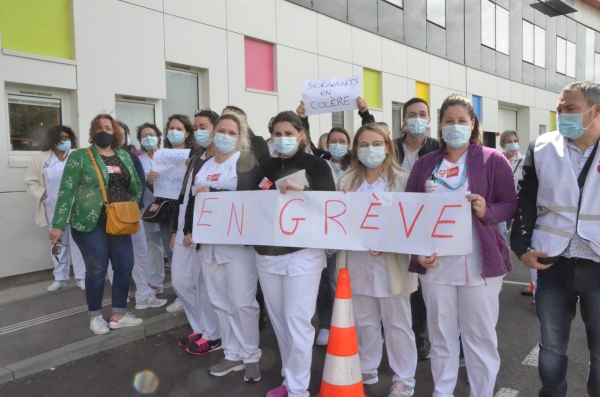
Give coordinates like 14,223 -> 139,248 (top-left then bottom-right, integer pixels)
0,311 -> 189,385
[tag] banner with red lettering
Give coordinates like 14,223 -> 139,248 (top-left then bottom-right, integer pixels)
192,191 -> 473,256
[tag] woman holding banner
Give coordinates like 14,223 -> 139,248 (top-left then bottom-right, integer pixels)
254,111 -> 336,397
406,94 -> 517,397
337,123 -> 418,397
182,112 -> 263,381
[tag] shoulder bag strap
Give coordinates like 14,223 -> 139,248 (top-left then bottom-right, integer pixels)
577,140 -> 599,189
513,159 -> 522,174
87,148 -> 109,204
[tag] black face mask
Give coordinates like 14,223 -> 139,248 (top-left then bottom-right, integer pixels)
94,131 -> 114,149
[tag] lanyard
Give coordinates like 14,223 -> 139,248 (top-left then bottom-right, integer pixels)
432,159 -> 468,191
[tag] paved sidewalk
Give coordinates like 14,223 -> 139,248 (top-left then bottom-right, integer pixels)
0,275 -> 186,385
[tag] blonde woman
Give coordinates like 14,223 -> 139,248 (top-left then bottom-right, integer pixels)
337,123 -> 418,397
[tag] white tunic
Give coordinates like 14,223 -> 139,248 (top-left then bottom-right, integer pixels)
346,178 -> 394,297
194,152 -> 255,264
41,151 -> 68,215
419,152 -> 485,286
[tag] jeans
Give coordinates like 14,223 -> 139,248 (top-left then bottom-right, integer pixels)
71,215 -> 135,316
536,257 -> 600,397
411,284 -> 427,338
316,253 -> 336,329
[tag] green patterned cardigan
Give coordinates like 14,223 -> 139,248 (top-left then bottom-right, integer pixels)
52,146 -> 142,233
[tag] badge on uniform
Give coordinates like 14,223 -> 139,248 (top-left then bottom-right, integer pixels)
106,166 -> 122,174
259,177 -> 273,190
207,173 -> 221,182
446,166 -> 459,178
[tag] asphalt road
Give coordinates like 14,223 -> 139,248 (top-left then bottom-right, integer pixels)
0,255 -> 589,397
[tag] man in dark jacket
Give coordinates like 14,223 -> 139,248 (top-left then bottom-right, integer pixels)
393,98 -> 440,170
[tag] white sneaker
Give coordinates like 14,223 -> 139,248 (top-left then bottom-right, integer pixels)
109,312 -> 143,329
47,280 -> 67,292
77,279 -> 85,290
166,298 -> 183,313
316,328 -> 329,345
136,295 -> 168,310
90,316 -> 110,335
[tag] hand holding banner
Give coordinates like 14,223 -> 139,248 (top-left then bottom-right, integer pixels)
302,75 -> 360,116
192,190 -> 473,256
152,149 -> 191,200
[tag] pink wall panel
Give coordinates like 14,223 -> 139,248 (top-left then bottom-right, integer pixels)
244,37 -> 275,92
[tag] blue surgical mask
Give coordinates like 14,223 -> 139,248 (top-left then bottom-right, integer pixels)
441,124 -> 471,149
167,130 -> 185,146
56,140 -> 71,152
141,136 -> 158,150
328,143 -> 348,160
406,118 -> 429,138
358,146 -> 386,168
557,107 -> 596,140
505,142 -> 519,152
194,130 -> 213,148
213,133 -> 237,154
274,137 -> 299,157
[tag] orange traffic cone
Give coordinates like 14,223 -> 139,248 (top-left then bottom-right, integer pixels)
316,268 -> 367,397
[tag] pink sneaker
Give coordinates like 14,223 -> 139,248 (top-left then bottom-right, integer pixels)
266,384 -> 288,397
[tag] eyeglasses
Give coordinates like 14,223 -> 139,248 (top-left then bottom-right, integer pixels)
194,108 -> 218,118
357,141 -> 386,149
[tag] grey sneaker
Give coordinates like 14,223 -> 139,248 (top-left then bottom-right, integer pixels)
388,381 -> 414,397
362,373 -> 378,385
209,359 -> 245,377
135,295 -> 168,310
244,362 -> 261,382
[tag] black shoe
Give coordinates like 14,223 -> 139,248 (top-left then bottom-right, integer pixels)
521,288 -> 533,296
186,338 -> 222,356
259,310 -> 267,330
416,335 -> 431,360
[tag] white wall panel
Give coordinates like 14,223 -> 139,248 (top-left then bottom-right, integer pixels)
276,45 -> 319,113
381,73 -> 408,128
276,0 -> 318,53
546,91 -> 559,111
351,28 -> 382,71
523,85 -> 536,107
510,81 -> 524,106
430,56 -> 449,89
466,68 -> 483,96
164,14 -> 229,111
481,73 -> 498,99
317,14 -> 352,64
535,88 -> 547,109
382,38 -> 408,77
164,0 -> 227,29
120,0 -> 163,12
406,47 -> 430,83
226,0 -> 276,42
72,0 -> 166,136
497,78 -> 511,103
481,97 -> 499,132
448,62 -> 467,93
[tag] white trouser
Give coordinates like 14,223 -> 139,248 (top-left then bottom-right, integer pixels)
258,270 -> 321,397
530,269 -> 538,295
46,212 -> 85,281
145,230 -> 165,288
353,294 -> 417,387
171,241 -> 219,340
202,258 -> 261,363
108,221 -> 154,302
421,277 -> 503,397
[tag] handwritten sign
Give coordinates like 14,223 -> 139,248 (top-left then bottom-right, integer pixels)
153,149 -> 191,200
192,191 -> 473,256
302,75 -> 360,116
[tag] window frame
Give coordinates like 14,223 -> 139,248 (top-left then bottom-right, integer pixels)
115,96 -> 159,149
5,84 -> 71,165
481,1 -> 510,56
382,0 -> 403,8
163,67 -> 200,123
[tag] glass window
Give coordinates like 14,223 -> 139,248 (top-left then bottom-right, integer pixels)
534,26 -> 546,68
383,0 -> 403,7
392,102 -> 403,139
8,94 -> 61,151
586,28 -> 595,81
556,37 -> 566,75
495,6 -> 509,55
332,111 -> 344,128
116,101 -> 156,149
472,95 -> 483,123
595,53 -> 600,84
481,0 -> 496,49
523,21 -> 534,64
427,0 -> 445,28
245,37 -> 275,92
163,69 -> 199,123
566,41 -> 576,78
